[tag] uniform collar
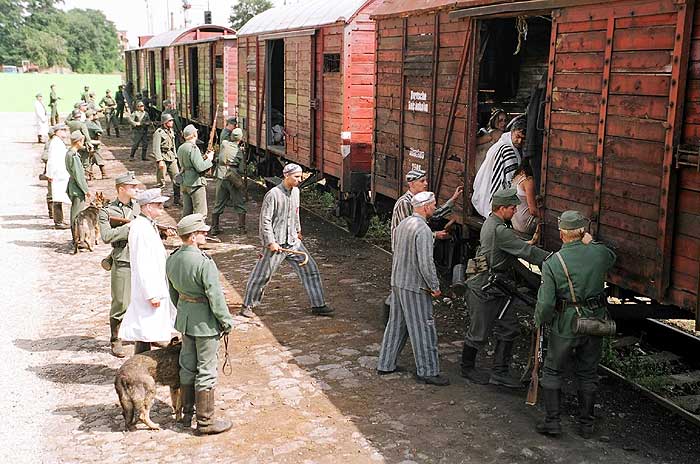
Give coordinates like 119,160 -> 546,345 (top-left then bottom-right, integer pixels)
116,199 -> 134,208
181,245 -> 200,253
562,239 -> 584,249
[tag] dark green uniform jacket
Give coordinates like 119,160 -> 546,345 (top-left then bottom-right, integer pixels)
98,200 -> 139,264
65,148 -> 88,199
177,141 -> 212,188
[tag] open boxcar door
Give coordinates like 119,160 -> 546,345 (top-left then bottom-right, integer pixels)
542,0 -> 694,300
285,34 -> 314,167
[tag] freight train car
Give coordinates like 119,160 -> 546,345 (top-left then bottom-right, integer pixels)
370,0 -> 700,328
236,0 -> 383,235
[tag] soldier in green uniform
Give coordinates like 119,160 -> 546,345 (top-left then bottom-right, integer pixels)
211,127 -> 247,235
220,117 -> 238,143
115,84 -> 126,124
81,85 -> 90,103
98,172 -> 141,357
84,110 -> 108,179
166,213 -> 235,435
49,84 -> 60,126
65,131 -> 89,243
461,188 -> 550,387
178,124 -> 213,217
162,99 -> 183,146
152,113 -> 181,206
534,210 -> 616,439
100,89 -> 120,137
128,101 -> 151,160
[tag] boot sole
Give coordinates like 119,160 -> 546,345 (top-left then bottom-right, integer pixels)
489,378 -> 523,389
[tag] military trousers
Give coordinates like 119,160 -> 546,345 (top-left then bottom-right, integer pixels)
116,104 -> 125,124
213,178 -> 247,215
69,195 -> 86,227
130,130 -> 148,158
50,106 -> 59,126
464,283 -> 520,350
156,160 -> 179,187
242,242 -> 325,309
46,179 -> 52,204
378,287 -> 440,377
110,261 -> 131,322
179,334 -> 220,390
80,149 -> 105,171
182,185 -> 207,217
104,112 -> 119,134
541,333 -> 603,393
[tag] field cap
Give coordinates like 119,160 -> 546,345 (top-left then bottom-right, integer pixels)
411,191 -> 435,208
135,100 -> 144,107
85,109 -> 95,117
161,113 -> 174,123
177,213 -> 210,235
163,99 -> 171,106
232,127 -> 243,140
70,130 -> 84,143
491,188 -> 521,207
136,188 -> 169,205
51,123 -> 68,132
115,171 -> 139,186
406,169 -> 426,182
106,89 -> 111,93
283,163 -> 302,176
226,116 -> 237,125
71,109 -> 82,118
36,92 -> 42,98
183,124 -> 197,138
558,210 -> 588,230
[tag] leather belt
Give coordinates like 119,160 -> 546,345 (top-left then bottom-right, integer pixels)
179,294 -> 208,304
112,240 -> 127,248
560,293 -> 607,312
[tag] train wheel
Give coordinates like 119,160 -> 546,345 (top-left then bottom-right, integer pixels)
347,193 -> 370,237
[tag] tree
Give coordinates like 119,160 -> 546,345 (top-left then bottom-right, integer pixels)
229,0 -> 273,31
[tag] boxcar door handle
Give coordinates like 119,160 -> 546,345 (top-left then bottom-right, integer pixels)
536,98 -> 549,132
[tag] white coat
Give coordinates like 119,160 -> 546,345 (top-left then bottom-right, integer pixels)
119,215 -> 177,342
45,136 -> 70,204
34,99 -> 49,137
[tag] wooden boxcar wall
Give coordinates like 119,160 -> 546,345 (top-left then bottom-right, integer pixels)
541,0 -> 698,313
320,26 -> 345,178
238,36 -> 265,150
222,39 -> 239,126
373,12 -> 470,214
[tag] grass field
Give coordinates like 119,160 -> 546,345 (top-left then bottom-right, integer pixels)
0,73 -> 122,113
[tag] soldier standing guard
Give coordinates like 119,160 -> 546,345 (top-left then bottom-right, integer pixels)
377,191 -> 450,386
49,84 -> 60,126
534,211 -> 616,439
45,123 -> 71,229
152,113 -> 181,206
100,89 -> 120,137
220,117 -> 238,142
162,99 -> 183,146
166,213 -> 235,435
81,85 -> 90,103
461,188 -> 549,387
211,127 -> 247,236
128,101 -> 151,160
240,163 -> 333,319
98,172 -> 141,358
65,131 -> 89,242
178,124 -> 213,216
115,84 -> 126,124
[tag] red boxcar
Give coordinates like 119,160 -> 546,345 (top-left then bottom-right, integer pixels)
371,0 -> 700,327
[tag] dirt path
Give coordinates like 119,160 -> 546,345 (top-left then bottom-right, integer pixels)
1,113 -> 698,463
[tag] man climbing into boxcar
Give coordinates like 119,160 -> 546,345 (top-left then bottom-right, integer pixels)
210,127 -> 247,236
534,210 -> 616,439
461,188 -> 549,388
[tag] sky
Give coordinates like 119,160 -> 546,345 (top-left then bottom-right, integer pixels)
60,0 -> 302,47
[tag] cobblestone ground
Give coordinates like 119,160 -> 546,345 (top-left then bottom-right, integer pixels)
2,113 -> 698,464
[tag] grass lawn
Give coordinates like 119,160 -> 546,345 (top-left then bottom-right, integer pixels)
0,73 -> 122,113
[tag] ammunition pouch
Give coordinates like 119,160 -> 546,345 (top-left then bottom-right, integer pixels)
225,167 -> 244,189
466,255 -> 488,277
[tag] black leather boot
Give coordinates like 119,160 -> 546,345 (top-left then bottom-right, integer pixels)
173,184 -> 181,206
100,165 -> 109,179
180,384 -> 195,428
460,344 -> 490,384
578,390 -> 596,439
210,213 -> 222,236
489,340 -> 522,388
236,213 -> 247,233
109,318 -> 126,358
47,198 -> 53,219
53,203 -> 69,229
195,388 -> 232,435
536,388 -> 562,436
133,341 -> 151,354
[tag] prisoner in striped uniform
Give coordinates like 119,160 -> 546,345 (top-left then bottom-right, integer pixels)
240,163 -> 333,318
378,191 -> 450,386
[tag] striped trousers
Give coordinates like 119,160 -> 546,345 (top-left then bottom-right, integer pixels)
242,241 -> 325,308
378,286 -> 440,377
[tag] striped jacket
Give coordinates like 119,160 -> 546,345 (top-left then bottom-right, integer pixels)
390,190 -> 454,250
259,183 -> 301,247
391,214 -> 440,293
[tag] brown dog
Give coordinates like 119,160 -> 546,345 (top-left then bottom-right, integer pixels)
114,338 -> 182,431
73,192 -> 106,254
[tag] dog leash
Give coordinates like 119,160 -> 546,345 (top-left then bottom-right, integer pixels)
222,333 -> 232,376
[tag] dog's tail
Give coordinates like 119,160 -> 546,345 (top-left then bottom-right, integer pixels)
114,374 -> 135,430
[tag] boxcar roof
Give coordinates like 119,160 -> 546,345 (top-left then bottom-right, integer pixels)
237,0 -> 369,37
371,0 -> 545,18
134,25 -> 234,50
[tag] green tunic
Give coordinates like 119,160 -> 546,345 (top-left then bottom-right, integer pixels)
152,127 -> 176,162
178,141 -> 212,188
65,148 -> 88,200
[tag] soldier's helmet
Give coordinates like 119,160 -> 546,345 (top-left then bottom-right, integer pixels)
161,113 -> 174,123
136,101 -> 144,108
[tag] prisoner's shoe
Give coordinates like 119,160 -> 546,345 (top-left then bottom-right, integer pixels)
489,372 -> 523,389
110,339 -> 126,358
377,366 -> 404,376
239,306 -> 255,318
54,223 -> 70,230
416,374 -> 450,386
461,367 -> 491,385
311,305 -> 335,317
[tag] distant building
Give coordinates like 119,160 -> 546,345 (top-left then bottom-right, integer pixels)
117,30 -> 130,58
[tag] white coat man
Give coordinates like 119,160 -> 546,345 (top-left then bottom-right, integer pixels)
34,93 -> 49,143
45,123 -> 71,229
118,188 -> 177,354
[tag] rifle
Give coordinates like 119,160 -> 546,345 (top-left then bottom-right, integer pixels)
108,216 -> 221,243
481,273 -> 537,320
526,326 -> 544,405
207,104 -> 219,156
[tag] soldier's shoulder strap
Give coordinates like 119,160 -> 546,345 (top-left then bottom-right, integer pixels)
170,246 -> 182,256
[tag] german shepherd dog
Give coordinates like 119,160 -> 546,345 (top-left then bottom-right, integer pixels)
73,192 -> 106,254
114,338 -> 182,431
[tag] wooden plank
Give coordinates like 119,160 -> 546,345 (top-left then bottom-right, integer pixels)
555,52 -> 604,72
608,94 -> 669,120
552,73 -> 602,93
551,90 -> 601,113
613,26 -> 676,51
609,73 -> 671,96
601,192 -> 659,221
606,115 -> 668,142
611,50 -> 673,73
549,111 -> 599,133
555,30 -> 606,53
599,209 -> 659,238
548,129 -> 598,153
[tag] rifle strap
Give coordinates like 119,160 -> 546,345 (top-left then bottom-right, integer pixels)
554,252 -> 577,303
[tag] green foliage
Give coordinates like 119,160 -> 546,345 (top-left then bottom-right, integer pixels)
229,0 -> 274,31
300,186 -> 335,210
0,1 -> 121,73
365,215 -> 391,242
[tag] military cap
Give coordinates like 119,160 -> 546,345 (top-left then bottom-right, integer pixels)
491,188 -> 521,207
411,191 -> 436,208
177,213 -> 210,235
406,169 -> 426,182
135,100 -> 144,107
558,210 -> 588,230
84,86 -> 89,90
88,91 -> 95,97
36,92 -> 42,98
115,171 -> 139,186
226,116 -> 237,126
51,123 -> 68,132
161,113 -> 174,123
47,126 -> 55,137
183,124 -> 198,138
232,127 -> 243,140
283,163 -> 302,176
70,130 -> 84,143
106,89 -> 111,93
85,109 -> 95,117
118,84 -> 123,89
71,109 -> 82,118
162,99 -> 171,106
136,187 -> 169,205
73,101 -> 81,109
